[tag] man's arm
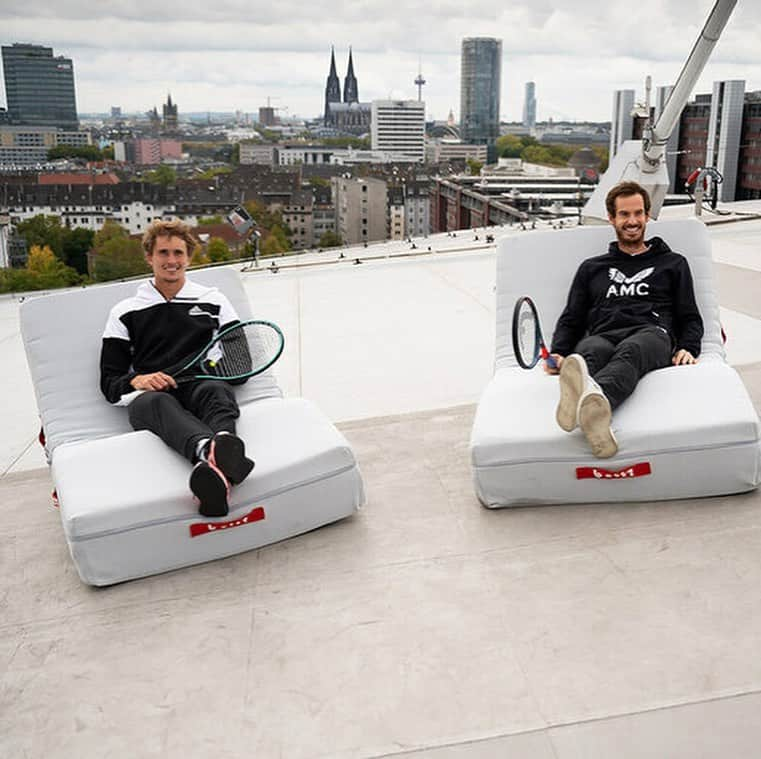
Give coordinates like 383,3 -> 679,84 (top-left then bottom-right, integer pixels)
672,257 -> 704,366
100,337 -> 178,399
549,263 -> 591,361
100,337 -> 138,403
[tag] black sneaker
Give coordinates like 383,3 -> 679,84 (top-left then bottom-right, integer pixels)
190,461 -> 230,517
208,432 -> 255,485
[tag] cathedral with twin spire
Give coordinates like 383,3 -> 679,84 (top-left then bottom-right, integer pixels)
323,47 -> 371,133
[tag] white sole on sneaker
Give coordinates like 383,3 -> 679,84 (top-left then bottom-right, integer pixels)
556,354 -> 588,432
578,391 -> 618,459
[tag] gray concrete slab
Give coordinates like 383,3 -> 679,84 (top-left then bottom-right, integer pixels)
549,691 -> 761,759
2,364 -> 761,758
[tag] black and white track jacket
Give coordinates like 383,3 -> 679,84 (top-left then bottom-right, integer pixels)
100,279 -> 241,405
550,237 -> 704,357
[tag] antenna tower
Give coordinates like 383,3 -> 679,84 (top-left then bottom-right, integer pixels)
414,62 -> 426,102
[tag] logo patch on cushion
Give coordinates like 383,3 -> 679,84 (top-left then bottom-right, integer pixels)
189,506 -> 265,537
576,462 -> 652,480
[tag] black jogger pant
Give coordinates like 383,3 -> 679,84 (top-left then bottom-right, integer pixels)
128,380 -> 240,462
574,326 -> 672,410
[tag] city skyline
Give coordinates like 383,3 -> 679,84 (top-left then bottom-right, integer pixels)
0,1 -> 760,123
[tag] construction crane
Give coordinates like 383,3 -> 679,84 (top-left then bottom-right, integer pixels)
584,0 -> 737,221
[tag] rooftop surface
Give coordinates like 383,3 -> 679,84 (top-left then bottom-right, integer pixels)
2,204 -> 761,758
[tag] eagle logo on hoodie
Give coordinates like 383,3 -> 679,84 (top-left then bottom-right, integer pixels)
606,267 -> 654,297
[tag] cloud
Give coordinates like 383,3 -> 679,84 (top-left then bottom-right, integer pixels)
1,0 -> 758,121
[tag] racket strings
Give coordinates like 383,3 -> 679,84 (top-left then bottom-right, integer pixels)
517,306 -> 539,362
207,324 -> 278,378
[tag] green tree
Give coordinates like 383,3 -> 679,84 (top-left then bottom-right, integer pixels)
194,167 -> 233,181
16,215 -> 65,259
319,136 -> 371,149
591,146 -> 609,172
197,215 -> 224,225
0,267 -> 35,294
495,134 -> 524,158
318,230 -> 343,248
0,244 -> 82,293
467,158 -> 483,176
47,144 -> 104,161
206,237 -> 233,263
144,164 -> 177,186
258,128 -> 281,143
521,145 -> 559,166
269,224 -> 290,253
243,200 -> 292,250
260,225 -> 291,256
61,227 -> 94,275
26,245 -> 82,289
90,221 -> 148,282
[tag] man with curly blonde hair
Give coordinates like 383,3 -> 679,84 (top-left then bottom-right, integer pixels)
100,218 -> 254,517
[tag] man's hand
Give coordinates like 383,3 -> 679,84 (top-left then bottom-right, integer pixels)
672,349 -> 698,366
130,372 -> 177,391
543,354 -> 564,375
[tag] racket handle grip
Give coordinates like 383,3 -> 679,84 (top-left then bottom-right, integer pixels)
541,346 -> 557,369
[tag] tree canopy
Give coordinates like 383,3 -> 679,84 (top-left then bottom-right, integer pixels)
206,237 -> 233,263
243,200 -> 292,255
467,158 -> 483,176
15,215 -> 93,274
47,144 -> 105,162
144,164 -> 177,186
495,134 -> 608,170
0,244 -> 82,294
89,221 -> 148,282
318,230 -> 342,248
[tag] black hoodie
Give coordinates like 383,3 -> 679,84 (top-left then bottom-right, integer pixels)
550,236 -> 704,357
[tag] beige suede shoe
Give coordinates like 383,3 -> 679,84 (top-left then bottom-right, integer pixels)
578,387 -> 618,459
556,354 -> 588,432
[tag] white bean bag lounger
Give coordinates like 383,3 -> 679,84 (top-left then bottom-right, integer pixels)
21,268 -> 365,585
470,219 -> 761,507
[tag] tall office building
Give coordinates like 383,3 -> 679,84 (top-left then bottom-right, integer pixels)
1,43 -> 78,129
460,37 -> 502,155
371,100 -> 426,163
609,89 -> 635,158
523,81 -> 536,130
706,80 -> 745,202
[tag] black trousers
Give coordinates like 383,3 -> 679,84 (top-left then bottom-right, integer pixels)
574,326 -> 672,410
128,381 -> 240,462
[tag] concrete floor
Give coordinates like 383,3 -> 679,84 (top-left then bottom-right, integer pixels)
2,218 -> 761,758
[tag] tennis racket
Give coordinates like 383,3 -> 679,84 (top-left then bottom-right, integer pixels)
511,296 -> 557,370
171,320 -> 284,383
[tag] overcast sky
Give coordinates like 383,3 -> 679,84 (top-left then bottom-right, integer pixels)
1,1 -> 759,123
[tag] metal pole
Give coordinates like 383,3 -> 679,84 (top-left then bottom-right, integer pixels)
643,0 -> 737,172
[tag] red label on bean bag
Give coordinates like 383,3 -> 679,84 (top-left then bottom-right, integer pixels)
189,506 -> 265,537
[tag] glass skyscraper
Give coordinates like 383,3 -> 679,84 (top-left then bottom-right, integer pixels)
460,37 -> 502,151
1,43 -> 78,129
523,81 -> 536,130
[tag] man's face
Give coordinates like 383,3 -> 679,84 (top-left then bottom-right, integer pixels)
146,234 -> 189,286
609,193 -> 649,247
